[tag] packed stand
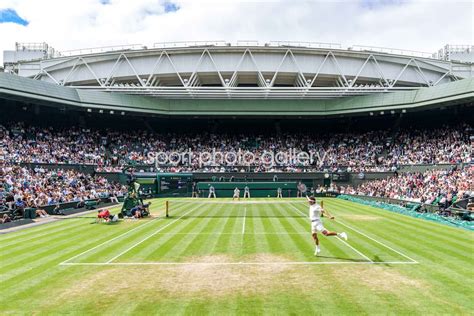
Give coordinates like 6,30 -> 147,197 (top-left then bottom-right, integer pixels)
340,165 -> 474,209
0,163 -> 127,222
1,122 -> 472,172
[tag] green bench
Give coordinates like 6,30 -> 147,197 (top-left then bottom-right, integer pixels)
24,208 -> 37,219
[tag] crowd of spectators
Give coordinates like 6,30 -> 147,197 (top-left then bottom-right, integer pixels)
1,122 -> 472,173
340,166 -> 474,208
1,120 -> 472,224
0,163 -> 127,221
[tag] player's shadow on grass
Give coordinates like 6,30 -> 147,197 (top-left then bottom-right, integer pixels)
372,254 -> 395,267
316,255 -> 369,262
89,221 -> 121,225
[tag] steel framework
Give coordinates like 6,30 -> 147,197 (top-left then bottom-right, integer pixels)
12,42 -> 473,99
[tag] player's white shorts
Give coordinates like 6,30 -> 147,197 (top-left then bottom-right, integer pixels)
311,220 -> 325,233
233,194 -> 239,198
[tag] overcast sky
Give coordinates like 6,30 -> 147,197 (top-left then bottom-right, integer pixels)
0,0 -> 472,64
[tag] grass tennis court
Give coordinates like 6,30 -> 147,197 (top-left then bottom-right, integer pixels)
1,198 -> 473,315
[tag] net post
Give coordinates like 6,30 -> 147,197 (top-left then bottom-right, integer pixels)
165,200 -> 169,217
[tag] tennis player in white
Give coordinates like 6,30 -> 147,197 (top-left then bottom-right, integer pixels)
307,196 -> 347,256
243,186 -> 250,198
233,187 -> 240,201
208,185 -> 216,198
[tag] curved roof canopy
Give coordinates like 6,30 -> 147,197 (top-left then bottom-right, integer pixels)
0,72 -> 472,117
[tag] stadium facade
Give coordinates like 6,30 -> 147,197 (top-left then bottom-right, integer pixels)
1,42 -> 473,117
3,42 -> 474,98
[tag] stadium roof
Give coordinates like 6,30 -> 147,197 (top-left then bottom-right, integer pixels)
0,72 -> 472,117
4,42 -> 473,100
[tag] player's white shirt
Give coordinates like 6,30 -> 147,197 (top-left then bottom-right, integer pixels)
309,203 -> 323,222
309,203 -> 325,232
234,188 -> 240,194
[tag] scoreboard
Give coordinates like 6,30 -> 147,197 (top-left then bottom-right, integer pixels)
157,173 -> 193,196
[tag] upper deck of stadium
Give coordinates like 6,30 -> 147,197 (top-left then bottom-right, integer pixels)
3,41 -> 473,99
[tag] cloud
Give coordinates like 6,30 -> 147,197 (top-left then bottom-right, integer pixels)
0,8 -> 28,26
0,0 -> 472,65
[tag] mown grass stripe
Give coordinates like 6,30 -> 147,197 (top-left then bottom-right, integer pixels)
0,219 -> 99,259
151,203 -> 228,261
1,218 -> 161,276
1,197 -> 473,315
133,204 -> 216,261
0,228 -> 103,284
148,204 -> 218,257
212,204 -> 244,255
325,200 -> 473,281
79,219 -> 173,263
193,204 -> 238,258
58,202 -> 185,264
112,203 -> 207,262
241,204 -> 257,256
0,228 -> 110,295
272,203 -> 314,261
249,205 -> 274,256
226,206 -> 247,256
0,215 -> 99,242
260,205 -> 286,254
327,200 -> 472,260
329,199 -> 472,248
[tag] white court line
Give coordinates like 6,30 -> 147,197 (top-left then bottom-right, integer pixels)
105,204 -> 202,263
242,207 -> 247,234
327,198 -> 418,263
336,237 -> 373,263
290,202 -> 418,264
287,203 -> 374,263
59,202 -> 189,265
334,220 -> 419,263
59,217 -> 160,265
60,261 -> 418,266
